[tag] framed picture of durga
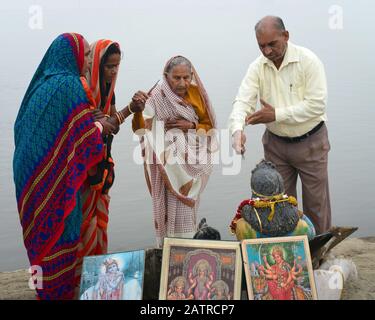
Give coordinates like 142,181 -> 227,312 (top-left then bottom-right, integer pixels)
241,235 -> 317,300
159,238 -> 242,300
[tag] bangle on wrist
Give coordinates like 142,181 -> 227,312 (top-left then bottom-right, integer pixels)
94,121 -> 103,133
115,113 -> 122,125
115,112 -> 124,125
119,110 -> 125,123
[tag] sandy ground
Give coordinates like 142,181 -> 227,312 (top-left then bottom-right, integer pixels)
0,237 -> 374,300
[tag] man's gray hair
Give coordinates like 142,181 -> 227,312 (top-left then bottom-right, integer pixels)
254,16 -> 286,33
165,56 -> 192,74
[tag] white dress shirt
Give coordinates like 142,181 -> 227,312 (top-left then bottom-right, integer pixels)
228,42 -> 327,137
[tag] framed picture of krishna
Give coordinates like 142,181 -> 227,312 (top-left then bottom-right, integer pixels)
79,249 -> 145,300
241,235 -> 317,300
159,238 -> 242,300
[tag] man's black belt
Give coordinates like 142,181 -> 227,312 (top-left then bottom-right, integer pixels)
270,121 -> 324,143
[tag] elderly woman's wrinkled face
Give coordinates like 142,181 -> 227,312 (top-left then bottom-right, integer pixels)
165,64 -> 192,98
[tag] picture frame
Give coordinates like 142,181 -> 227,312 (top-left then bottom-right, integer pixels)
159,238 -> 242,300
241,235 -> 317,300
79,249 -> 145,300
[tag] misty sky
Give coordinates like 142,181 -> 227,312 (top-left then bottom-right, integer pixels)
1,0 -> 374,124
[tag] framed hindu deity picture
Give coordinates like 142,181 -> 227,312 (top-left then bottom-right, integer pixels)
159,238 -> 242,300
79,249 -> 145,300
241,235 -> 317,300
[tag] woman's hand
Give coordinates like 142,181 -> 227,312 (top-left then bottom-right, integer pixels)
92,109 -> 106,121
98,118 -> 116,136
130,91 -> 149,113
165,118 -> 195,132
107,116 -> 120,133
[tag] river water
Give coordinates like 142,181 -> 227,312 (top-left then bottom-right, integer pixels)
0,0 -> 374,271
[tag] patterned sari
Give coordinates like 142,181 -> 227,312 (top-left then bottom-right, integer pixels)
75,40 -> 120,279
141,56 -> 217,247
13,33 -> 104,299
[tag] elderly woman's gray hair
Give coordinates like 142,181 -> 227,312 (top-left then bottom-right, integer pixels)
165,56 -> 192,74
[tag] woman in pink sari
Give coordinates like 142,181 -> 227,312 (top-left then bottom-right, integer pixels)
133,56 -> 217,247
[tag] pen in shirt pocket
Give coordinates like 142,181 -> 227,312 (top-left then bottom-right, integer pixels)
289,83 -> 293,92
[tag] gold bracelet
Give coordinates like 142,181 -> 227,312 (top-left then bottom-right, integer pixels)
128,103 -> 135,114
120,112 -> 125,123
104,114 -> 110,118
119,110 -> 125,123
115,112 -> 123,125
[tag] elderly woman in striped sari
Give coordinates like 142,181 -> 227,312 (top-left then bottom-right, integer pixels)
133,56 -> 217,247
13,33 -> 107,300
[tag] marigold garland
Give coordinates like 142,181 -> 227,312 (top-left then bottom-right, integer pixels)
229,194 -> 298,234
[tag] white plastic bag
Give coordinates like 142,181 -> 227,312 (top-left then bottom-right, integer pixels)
314,256 -> 357,300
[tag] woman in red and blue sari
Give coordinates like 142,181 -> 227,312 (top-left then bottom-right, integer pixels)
13,33 -> 107,300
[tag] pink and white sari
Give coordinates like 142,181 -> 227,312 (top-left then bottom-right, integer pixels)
140,57 -> 217,247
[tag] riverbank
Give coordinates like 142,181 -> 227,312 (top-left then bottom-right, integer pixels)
0,237 -> 374,300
